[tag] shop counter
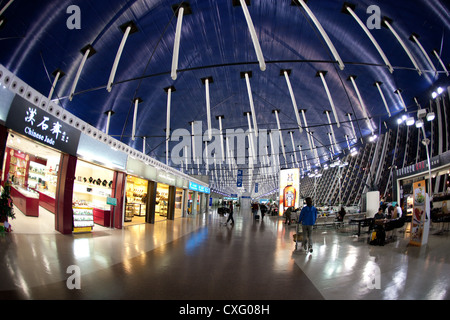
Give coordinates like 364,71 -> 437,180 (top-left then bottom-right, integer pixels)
93,207 -> 112,227
10,186 -> 39,217
35,190 -> 56,213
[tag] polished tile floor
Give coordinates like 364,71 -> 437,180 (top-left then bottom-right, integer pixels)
0,205 -> 449,300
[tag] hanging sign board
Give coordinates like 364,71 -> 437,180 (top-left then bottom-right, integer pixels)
6,95 -> 81,156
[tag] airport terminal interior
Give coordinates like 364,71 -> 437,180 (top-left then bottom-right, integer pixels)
0,0 -> 449,303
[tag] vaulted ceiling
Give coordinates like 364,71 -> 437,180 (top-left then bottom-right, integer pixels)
1,0 -> 448,194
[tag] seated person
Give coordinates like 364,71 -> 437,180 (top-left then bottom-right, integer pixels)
374,207 -> 385,221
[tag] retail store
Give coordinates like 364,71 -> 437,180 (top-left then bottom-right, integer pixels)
0,84 -> 209,235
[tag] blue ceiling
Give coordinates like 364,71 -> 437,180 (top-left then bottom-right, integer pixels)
1,0 -> 449,173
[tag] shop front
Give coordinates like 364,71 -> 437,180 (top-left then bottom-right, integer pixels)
188,181 -> 211,215
1,94 -> 81,234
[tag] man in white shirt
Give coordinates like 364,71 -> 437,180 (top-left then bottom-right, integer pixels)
394,203 -> 402,218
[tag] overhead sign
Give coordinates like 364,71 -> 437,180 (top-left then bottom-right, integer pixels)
189,181 -> 210,194
237,169 -> 243,187
6,95 -> 81,156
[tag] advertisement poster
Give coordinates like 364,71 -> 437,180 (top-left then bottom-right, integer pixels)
279,168 -> 299,216
410,180 -> 426,246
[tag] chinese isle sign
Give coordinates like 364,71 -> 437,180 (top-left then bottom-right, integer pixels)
6,95 -> 81,156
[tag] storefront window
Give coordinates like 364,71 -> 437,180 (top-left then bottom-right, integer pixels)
155,183 -> 169,222
125,176 -> 148,225
175,187 -> 184,219
73,160 -> 114,221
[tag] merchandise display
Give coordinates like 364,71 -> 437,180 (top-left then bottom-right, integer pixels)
73,207 -> 94,233
73,160 -> 114,211
125,176 -> 148,223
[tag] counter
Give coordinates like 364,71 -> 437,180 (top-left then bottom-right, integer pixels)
10,186 -> 39,217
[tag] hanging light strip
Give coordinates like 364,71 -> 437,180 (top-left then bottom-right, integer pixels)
272,109 -> 287,166
324,110 -> 338,148
104,110 -> 114,135
432,50 -> 449,77
216,115 -> 225,162
190,121 -> 196,166
143,136 -> 146,154
374,81 -> 391,117
343,4 -> 393,73
202,77 -> 213,140
328,133 -> 335,155
239,0 -> 266,71
346,113 -> 357,142
382,18 -> 422,76
298,145 -> 305,169
282,69 -> 303,133
243,72 -> 259,137
165,87 -> 173,165
171,6 -> 184,80
409,33 -> 437,75
245,112 -> 256,167
48,69 -> 64,100
132,97 -> 142,141
348,75 -> 373,134
300,109 -> 314,153
288,131 -> 298,164
296,0 -> 344,70
394,89 -> 407,112
69,45 -> 95,101
317,71 -> 340,127
0,0 -> 14,16
107,21 -> 137,92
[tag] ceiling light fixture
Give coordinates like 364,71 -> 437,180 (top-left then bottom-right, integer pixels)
288,131 -> 298,165
107,21 -> 137,92
242,71 -> 258,137
282,69 -> 303,133
48,69 -> 65,100
374,81 -> 391,117
216,115 -> 225,162
409,33 -> 437,75
202,76 -> 213,141
348,75 -> 373,134
382,17 -> 422,76
343,3 -> 393,73
69,44 -> 96,101
272,109 -> 287,166
295,0 -> 344,70
432,49 -> 449,77
239,0 -> 266,71
426,112 -> 435,121
394,89 -> 408,112
132,97 -> 142,141
345,113 -> 358,143
317,71 -> 340,127
406,117 -> 415,126
164,86 -> 175,164
171,5 -> 185,80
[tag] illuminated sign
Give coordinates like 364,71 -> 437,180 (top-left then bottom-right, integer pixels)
279,168 -> 300,216
189,181 -> 210,194
6,95 -> 80,156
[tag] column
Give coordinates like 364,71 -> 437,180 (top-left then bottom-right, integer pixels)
55,153 -> 77,234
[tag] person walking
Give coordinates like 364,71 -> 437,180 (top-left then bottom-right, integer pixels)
299,197 -> 318,253
226,201 -> 234,226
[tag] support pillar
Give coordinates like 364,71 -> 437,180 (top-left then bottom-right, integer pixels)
55,154 -> 77,234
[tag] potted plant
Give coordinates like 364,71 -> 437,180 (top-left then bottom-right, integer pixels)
0,182 -> 15,229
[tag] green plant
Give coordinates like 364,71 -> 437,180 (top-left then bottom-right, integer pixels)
0,183 -> 15,222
